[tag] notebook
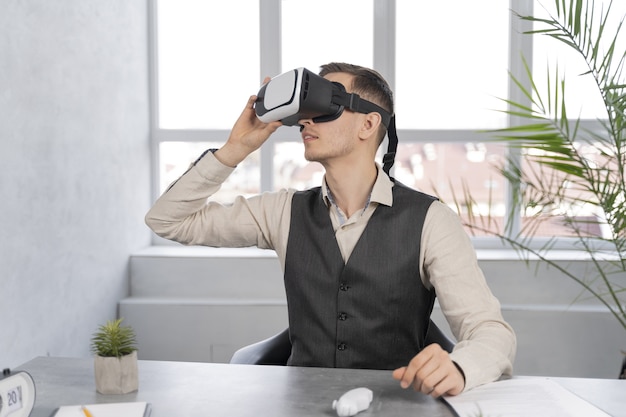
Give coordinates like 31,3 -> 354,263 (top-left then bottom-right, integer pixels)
50,401 -> 151,417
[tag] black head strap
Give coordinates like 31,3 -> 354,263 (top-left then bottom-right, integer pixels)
382,115 -> 397,175
329,83 -> 392,128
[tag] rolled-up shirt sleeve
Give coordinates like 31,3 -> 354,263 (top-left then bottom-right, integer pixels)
420,201 -> 517,391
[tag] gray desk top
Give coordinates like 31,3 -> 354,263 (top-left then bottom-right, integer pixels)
20,357 -> 453,417
17,356 -> 626,417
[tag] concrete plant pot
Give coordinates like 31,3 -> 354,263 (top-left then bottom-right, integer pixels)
94,350 -> 139,394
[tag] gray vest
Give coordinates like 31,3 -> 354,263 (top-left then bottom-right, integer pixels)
284,180 -> 436,369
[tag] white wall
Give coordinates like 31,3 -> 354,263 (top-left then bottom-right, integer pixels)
0,0 -> 151,369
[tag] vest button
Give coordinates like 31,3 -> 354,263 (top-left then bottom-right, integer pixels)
338,312 -> 348,321
339,283 -> 350,291
337,343 -> 347,351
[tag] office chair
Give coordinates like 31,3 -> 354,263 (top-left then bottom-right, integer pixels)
230,319 -> 455,365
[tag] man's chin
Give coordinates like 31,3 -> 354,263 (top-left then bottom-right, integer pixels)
303,152 -> 320,163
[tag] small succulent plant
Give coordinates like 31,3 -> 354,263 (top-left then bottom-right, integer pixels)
90,318 -> 137,358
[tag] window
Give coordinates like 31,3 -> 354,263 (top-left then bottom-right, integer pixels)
395,0 -> 510,130
156,0 -> 260,129
150,0 -> 614,245
532,0 -> 626,120
523,0 -> 626,240
281,0 -> 374,71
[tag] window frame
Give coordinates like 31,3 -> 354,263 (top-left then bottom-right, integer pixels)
148,0 -> 607,250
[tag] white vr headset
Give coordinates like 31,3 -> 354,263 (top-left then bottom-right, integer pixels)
254,67 -> 398,174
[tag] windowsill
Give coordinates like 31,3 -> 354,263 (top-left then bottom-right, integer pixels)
133,244 -> 278,258
133,244 -> 615,261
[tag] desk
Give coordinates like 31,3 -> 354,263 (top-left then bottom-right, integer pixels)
17,357 -> 626,417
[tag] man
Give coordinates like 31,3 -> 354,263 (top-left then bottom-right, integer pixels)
145,62 -> 516,397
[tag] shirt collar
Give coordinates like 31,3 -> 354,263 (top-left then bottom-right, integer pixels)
321,163 -> 394,208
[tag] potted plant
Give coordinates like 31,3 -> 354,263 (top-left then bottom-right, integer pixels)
444,0 -> 625,376
90,318 -> 139,394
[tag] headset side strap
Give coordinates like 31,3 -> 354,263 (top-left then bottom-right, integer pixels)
333,91 -> 392,128
383,115 -> 398,175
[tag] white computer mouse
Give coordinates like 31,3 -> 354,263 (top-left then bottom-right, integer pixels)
331,387 -> 373,417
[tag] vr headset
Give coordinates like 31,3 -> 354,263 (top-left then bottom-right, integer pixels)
254,67 -> 398,174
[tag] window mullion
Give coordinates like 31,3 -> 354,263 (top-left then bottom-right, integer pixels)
506,0 -> 534,238
259,0 -> 281,79
373,0 -> 395,89
373,0 -> 395,177
260,143 -> 274,192
397,129 -> 494,143
259,0 -> 281,192
149,0 -> 162,208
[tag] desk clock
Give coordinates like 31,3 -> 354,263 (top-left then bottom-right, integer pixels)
0,369 -> 35,417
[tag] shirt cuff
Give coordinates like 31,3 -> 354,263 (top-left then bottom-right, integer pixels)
194,149 -> 236,183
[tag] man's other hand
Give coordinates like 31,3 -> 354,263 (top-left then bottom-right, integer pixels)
392,343 -> 465,398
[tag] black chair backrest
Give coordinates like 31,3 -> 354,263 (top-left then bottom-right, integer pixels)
230,319 -> 455,365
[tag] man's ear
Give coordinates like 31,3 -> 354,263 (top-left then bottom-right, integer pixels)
358,112 -> 383,141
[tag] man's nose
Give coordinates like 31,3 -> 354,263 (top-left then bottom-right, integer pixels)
298,118 -> 313,131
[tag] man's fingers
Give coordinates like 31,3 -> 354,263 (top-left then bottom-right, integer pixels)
414,365 -> 447,395
392,366 -> 416,389
391,367 -> 406,381
393,344 -> 465,397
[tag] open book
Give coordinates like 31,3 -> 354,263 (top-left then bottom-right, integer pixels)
50,401 -> 151,417
443,378 -> 610,417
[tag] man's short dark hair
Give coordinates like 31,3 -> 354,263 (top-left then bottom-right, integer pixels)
319,62 -> 394,144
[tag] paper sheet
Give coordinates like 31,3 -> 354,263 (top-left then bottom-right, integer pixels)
51,401 -> 151,417
443,378 -> 610,417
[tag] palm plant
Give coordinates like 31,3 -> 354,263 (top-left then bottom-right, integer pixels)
450,0 -> 625,332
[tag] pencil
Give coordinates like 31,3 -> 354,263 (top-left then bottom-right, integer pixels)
81,405 -> 94,417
